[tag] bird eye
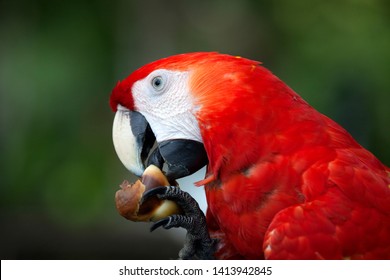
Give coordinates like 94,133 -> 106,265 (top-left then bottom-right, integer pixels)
151,76 -> 164,91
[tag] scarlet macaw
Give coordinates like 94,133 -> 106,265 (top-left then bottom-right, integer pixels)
110,52 -> 390,259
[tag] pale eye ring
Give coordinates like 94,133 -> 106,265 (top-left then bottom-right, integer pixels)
151,76 -> 165,91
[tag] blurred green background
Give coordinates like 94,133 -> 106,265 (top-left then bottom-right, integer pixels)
1,0 -> 389,259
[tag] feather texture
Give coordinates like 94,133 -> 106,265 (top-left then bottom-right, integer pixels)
183,53 -> 390,259
111,52 -> 390,259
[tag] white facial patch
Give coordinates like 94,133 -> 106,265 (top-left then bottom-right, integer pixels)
132,69 -> 202,143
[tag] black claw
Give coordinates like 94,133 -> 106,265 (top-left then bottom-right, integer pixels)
150,217 -> 170,232
140,186 -> 167,204
145,185 -> 217,259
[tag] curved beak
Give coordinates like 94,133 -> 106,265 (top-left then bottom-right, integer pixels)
112,105 -> 208,180
112,105 -> 155,176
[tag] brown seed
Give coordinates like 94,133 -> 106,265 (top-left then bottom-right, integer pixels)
114,165 -> 182,222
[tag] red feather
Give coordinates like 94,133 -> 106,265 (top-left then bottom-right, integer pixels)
183,53 -> 390,259
112,52 -> 390,259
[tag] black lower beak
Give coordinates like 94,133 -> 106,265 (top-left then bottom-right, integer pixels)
148,139 -> 208,180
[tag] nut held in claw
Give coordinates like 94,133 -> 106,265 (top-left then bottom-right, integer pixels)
115,165 -> 182,221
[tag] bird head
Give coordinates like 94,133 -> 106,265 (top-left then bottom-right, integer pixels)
110,52 -> 281,181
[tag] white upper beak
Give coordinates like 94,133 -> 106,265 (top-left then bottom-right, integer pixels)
112,105 -> 145,176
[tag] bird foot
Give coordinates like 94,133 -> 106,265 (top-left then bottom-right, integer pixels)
142,186 -> 217,259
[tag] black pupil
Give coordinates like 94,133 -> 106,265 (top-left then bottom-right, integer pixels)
154,77 -> 161,87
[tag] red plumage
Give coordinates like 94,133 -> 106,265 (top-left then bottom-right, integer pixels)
111,52 -> 390,259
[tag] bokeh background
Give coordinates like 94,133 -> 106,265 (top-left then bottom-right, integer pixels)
1,0 -> 389,259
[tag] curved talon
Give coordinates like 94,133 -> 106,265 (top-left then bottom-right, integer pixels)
141,186 -> 168,204
150,217 -> 171,232
145,185 -> 216,259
